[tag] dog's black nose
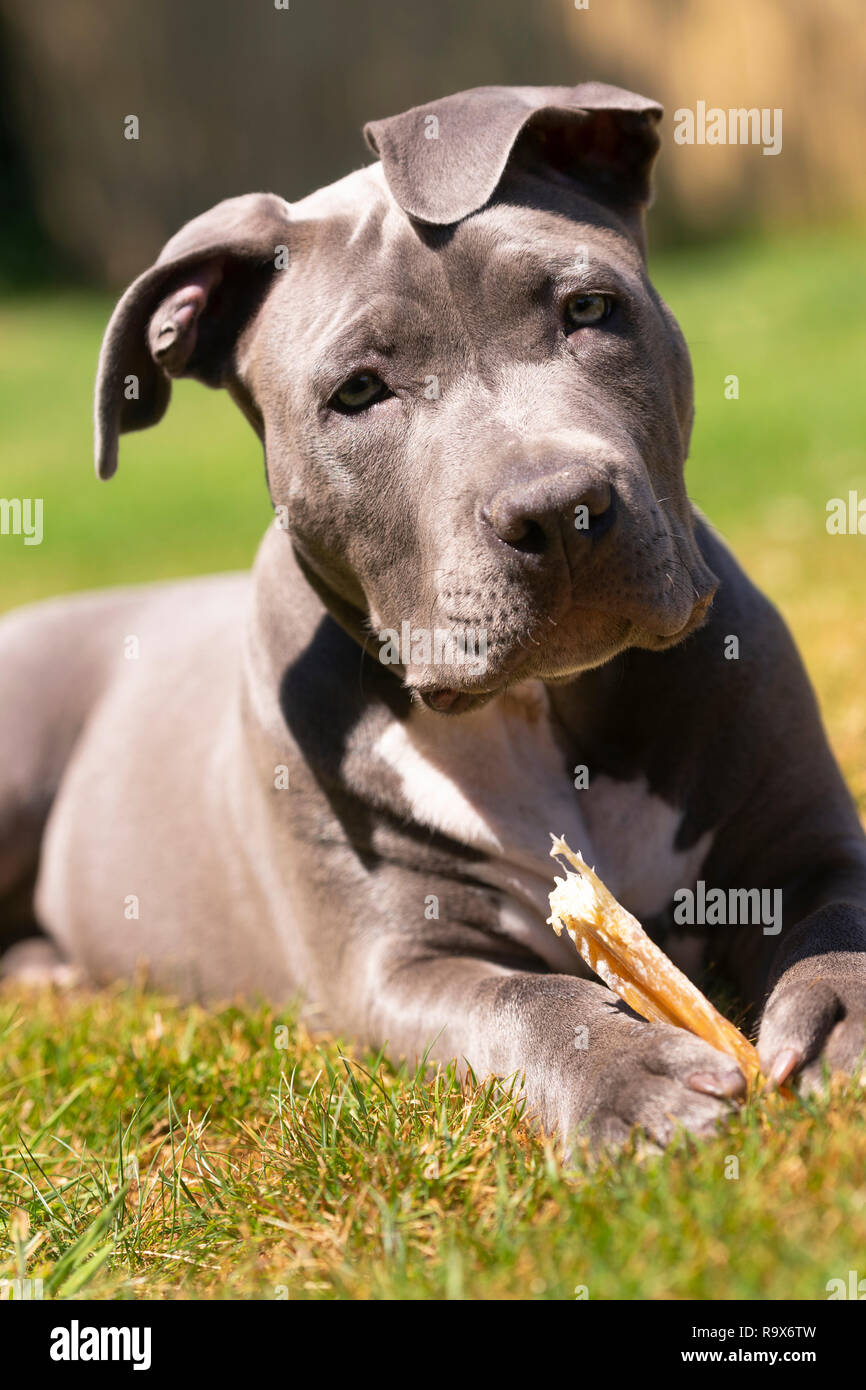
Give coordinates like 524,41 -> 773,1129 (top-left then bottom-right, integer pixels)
483,471 -> 614,555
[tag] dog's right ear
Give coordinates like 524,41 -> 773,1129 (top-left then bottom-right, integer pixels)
94,193 -> 291,480
364,83 -> 663,229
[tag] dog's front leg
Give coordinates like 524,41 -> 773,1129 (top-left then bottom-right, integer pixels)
758,897 -> 866,1092
357,945 -> 746,1150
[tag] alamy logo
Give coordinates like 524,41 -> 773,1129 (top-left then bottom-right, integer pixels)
673,102 -> 782,156
378,621 -> 488,675
0,497 -> 43,545
674,881 -> 782,935
50,1320 -> 152,1370
826,491 -> 866,535
826,1270 -> 866,1299
0,1277 -> 43,1299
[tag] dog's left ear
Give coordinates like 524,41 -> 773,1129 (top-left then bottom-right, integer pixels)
94,193 -> 291,480
365,82 -> 662,229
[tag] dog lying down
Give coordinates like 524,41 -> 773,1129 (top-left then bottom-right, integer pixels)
1,82 -> 865,1150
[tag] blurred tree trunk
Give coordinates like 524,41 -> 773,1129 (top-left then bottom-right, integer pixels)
1,0 -> 863,284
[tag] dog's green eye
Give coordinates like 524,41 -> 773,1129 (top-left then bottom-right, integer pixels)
564,292 -> 613,331
332,372 -> 390,412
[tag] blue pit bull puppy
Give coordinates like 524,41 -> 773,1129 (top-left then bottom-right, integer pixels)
2,83 -> 865,1149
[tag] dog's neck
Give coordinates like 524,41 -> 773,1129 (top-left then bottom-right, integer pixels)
290,543 -> 373,656
247,522 -> 411,709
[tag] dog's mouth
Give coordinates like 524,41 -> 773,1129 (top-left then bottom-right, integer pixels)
393,517 -> 719,716
409,585 -> 717,716
417,686 -> 492,715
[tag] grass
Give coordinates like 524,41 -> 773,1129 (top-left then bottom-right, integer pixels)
0,223 -> 865,1299
3,989 -> 865,1300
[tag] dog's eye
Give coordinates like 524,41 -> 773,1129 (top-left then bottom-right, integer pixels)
331,372 -> 391,413
563,292 -> 613,331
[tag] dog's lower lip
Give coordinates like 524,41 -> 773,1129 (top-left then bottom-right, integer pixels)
421,688 -> 468,712
418,685 -> 500,713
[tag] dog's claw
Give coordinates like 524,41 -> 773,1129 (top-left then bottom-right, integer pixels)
767,1046 -> 803,1087
688,1068 -> 746,1099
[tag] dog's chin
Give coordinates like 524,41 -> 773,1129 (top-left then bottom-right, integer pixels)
409,593 -> 716,715
410,613 -> 631,715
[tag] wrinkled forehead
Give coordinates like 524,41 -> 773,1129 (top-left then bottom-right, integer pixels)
263,162 -> 646,354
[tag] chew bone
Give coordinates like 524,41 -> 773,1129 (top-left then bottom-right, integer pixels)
547,835 -> 762,1085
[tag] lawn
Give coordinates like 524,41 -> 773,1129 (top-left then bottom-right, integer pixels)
1,225 -> 864,1299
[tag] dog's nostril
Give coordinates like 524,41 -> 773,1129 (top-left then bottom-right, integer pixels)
579,481 -> 613,520
482,503 -> 550,554
499,517 -> 548,554
574,480 -> 616,539
484,477 -> 615,556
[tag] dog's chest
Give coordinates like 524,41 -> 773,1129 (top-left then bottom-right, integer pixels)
374,681 -> 712,971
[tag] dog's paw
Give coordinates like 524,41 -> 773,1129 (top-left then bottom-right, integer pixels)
571,1020 -> 746,1151
0,938 -> 81,989
758,971 -> 866,1095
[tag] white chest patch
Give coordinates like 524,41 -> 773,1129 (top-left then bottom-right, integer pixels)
374,681 -> 713,972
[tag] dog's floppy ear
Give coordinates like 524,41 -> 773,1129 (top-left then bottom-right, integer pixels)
364,82 -> 662,227
94,192 -> 291,480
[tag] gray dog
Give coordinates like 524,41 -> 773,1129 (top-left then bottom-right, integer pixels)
2,83 -> 865,1148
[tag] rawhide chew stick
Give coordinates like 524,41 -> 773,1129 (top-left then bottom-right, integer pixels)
547,834 -> 761,1085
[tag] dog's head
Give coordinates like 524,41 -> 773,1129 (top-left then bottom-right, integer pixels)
96,82 -> 717,713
